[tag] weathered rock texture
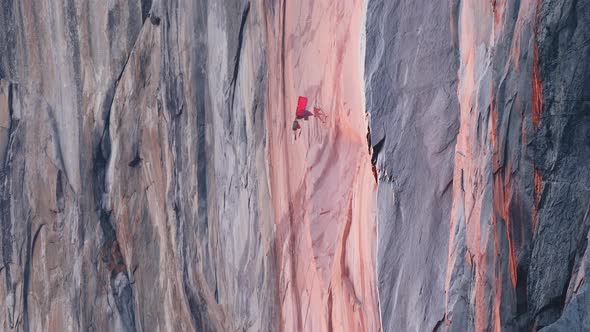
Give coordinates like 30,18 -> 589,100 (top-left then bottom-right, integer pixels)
0,0 -> 279,331
366,0 -> 590,330
1,0 -> 588,330
0,0 -> 380,330
266,0 -> 379,331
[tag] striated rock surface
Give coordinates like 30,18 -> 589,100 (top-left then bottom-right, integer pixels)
366,0 -> 589,330
0,0 -> 278,330
364,0 -> 459,330
266,0 -> 379,331
1,0 -> 588,330
0,0 -> 379,330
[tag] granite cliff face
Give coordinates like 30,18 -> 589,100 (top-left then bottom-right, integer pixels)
0,0 -> 377,330
366,0 -> 589,331
0,0 -> 588,331
0,0 -> 277,330
266,0 -> 379,330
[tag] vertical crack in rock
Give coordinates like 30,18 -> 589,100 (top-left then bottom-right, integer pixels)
95,116 -> 137,331
65,0 -> 83,111
56,170 -> 65,213
229,2 -> 251,111
140,0 -> 153,23
370,135 -> 385,166
0,80 -> 25,331
1,82 -> 17,289
23,219 -> 45,332
181,256 -> 215,332
194,3 -> 209,232
370,135 -> 385,183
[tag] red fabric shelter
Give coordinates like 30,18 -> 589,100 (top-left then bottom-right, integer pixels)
296,96 -> 308,117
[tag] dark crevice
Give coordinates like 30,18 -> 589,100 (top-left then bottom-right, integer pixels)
23,215 -> 44,332
229,1 -> 251,111
56,170 -> 65,212
95,83 -> 136,331
327,287 -> 334,332
182,254 -> 215,332
22,217 -> 31,332
432,314 -> 445,332
371,135 -> 385,165
65,0 -> 82,110
140,0 -> 153,23
1,83 -> 18,289
441,178 -> 453,198
128,152 -> 142,168
366,124 -> 372,153
3,82 -> 14,167
149,14 -> 161,26
105,7 -> 148,123
214,276 -> 219,303
99,210 -> 136,331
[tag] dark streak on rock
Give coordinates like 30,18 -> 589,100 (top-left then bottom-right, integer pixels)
20,214 -> 45,332
432,315 -> 445,332
187,0 -> 210,234
65,0 -> 83,111
366,124 -> 372,154
128,152 -> 142,168
371,135 -> 385,166
56,170 -> 65,212
230,2 -> 251,112
1,83 -> 18,289
148,13 -> 161,26
95,56 -> 138,330
100,210 -> 136,331
182,254 -> 215,332
141,0 -> 153,23
0,0 -> 16,79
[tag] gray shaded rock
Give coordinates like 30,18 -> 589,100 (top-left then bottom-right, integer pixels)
365,0 -> 590,330
0,0 -> 278,331
364,0 -> 459,330
531,0 -> 590,329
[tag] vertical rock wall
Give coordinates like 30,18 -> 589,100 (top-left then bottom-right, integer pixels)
446,1 -> 537,330
364,0 -> 460,330
531,0 -> 590,329
0,0 -> 278,330
366,0 -> 590,330
266,0 -> 380,331
0,0 -> 588,330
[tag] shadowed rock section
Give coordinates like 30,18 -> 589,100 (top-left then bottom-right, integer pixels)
531,0 -> 590,329
365,0 -> 459,330
365,0 -> 590,330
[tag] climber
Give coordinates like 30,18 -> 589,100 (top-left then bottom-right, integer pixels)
292,118 -> 301,141
295,96 -> 314,120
